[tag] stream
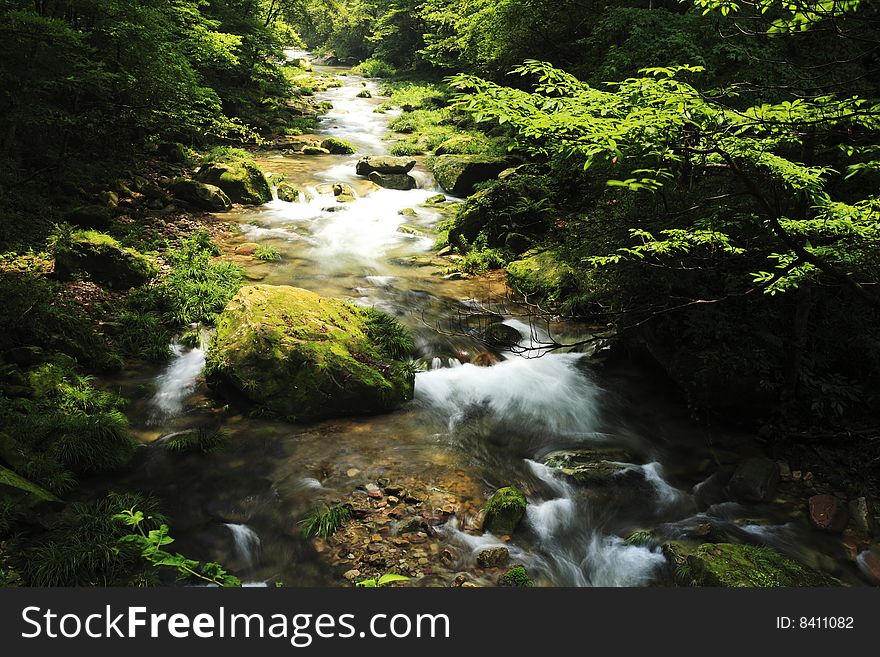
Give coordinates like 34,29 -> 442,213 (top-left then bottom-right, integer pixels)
89,50 -> 865,587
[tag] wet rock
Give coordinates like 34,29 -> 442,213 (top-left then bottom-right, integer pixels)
205,285 -> 415,421
483,486 -> 527,534
302,146 -> 331,155
424,194 -> 447,205
499,564 -> 533,587
856,549 -> 880,584
320,138 -> 356,155
693,468 -> 734,510
276,183 -> 300,203
476,546 -> 509,569
429,155 -> 509,197
847,497 -> 875,536
343,569 -> 361,582
368,171 -> 416,190
54,231 -> 157,289
234,242 -> 261,256
396,517 -> 430,534
687,543 -> 839,587
482,322 -> 522,348
356,156 -> 416,176
99,190 -> 119,208
196,162 -> 271,205
542,448 -> 647,491
168,179 -> 232,211
728,457 -> 780,503
808,494 -> 849,532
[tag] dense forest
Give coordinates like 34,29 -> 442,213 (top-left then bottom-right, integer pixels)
1,0 -> 879,587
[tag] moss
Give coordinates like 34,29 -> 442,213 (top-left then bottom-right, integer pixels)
483,486 -> 527,534
206,285 -> 415,421
429,155 -> 509,197
302,146 -> 330,155
434,133 -> 500,156
196,162 -> 271,205
505,250 -> 572,303
320,138 -> 357,154
500,565 -> 533,587
688,544 -> 841,587
53,230 -> 158,289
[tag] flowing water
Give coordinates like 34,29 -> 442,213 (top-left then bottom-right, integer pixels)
89,51 -> 867,587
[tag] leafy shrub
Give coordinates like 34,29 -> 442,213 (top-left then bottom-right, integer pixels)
353,58 -> 398,78
362,308 -> 416,359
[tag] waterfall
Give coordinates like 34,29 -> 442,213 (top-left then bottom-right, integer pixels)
224,523 -> 261,570
148,338 -> 207,423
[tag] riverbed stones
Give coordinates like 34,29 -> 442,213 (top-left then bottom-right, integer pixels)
54,230 -> 157,289
686,543 -> 839,587
196,161 -> 272,205
206,285 -> 415,421
368,171 -> 416,190
168,179 -> 232,211
728,457 -> 780,503
808,494 -> 849,532
476,546 -> 510,569
356,155 -> 416,176
429,155 -> 509,197
483,486 -> 527,534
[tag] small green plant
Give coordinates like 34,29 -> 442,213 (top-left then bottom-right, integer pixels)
254,245 -> 282,261
355,573 -> 410,587
362,308 -> 415,360
299,503 -> 352,538
163,429 -> 228,455
624,530 -> 657,547
115,508 -> 240,587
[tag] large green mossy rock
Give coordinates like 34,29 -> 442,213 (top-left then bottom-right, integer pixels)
54,231 -> 157,289
0,464 -> 63,510
687,544 -> 840,587
206,285 -> 415,421
483,486 -> 527,534
169,179 -> 232,211
196,162 -> 271,205
321,138 -> 357,154
429,155 -> 509,197
505,250 -> 573,303
356,156 -> 416,176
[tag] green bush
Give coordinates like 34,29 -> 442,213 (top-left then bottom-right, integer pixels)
353,58 -> 398,78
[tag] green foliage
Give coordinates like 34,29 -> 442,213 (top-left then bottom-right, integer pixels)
353,58 -> 398,77
356,572 -> 410,587
18,493 -> 164,587
115,508 -> 240,587
254,245 -> 282,261
163,429 -> 228,455
500,565 -> 533,587
299,504 -> 352,538
362,308 -> 416,359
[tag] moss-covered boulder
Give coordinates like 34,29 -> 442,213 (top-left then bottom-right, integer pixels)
276,183 -> 301,203
368,171 -> 416,190
206,285 -> 415,421
356,156 -> 416,176
430,155 -> 509,197
169,179 -> 232,211
54,231 -> 158,289
196,162 -> 271,205
303,146 -> 331,155
483,486 -> 527,534
321,138 -> 357,154
687,544 -> 840,587
505,250 -> 574,303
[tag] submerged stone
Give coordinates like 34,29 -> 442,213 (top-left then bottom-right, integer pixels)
206,285 -> 415,421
